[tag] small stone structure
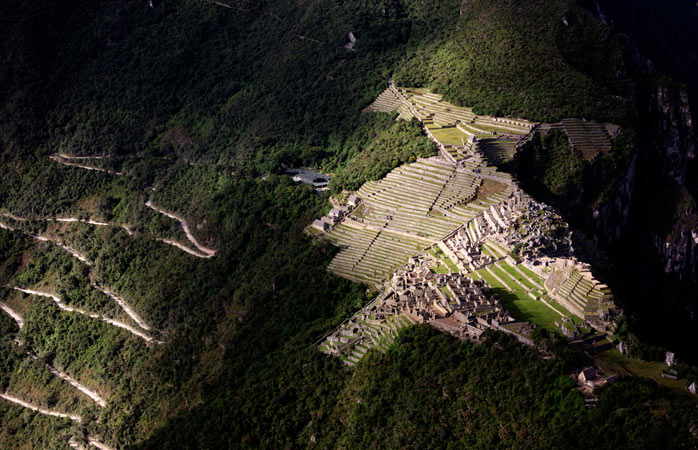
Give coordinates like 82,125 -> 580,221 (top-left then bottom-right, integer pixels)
347,194 -> 360,208
666,351 -> 675,367
579,367 -> 597,383
312,219 -> 331,232
310,197 -> 360,234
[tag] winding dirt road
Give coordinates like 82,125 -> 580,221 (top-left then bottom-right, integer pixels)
0,302 -> 24,329
68,436 -> 87,450
68,435 -> 115,450
87,437 -> 116,450
0,393 -> 82,422
26,353 -> 107,408
55,153 -> 107,160
10,287 -> 161,344
145,199 -> 216,258
1,304 -> 107,408
49,155 -> 123,176
91,283 -> 151,331
1,304 -> 107,407
31,234 -> 92,265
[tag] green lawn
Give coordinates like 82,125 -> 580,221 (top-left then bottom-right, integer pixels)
479,244 -> 499,259
431,263 -> 450,274
430,127 -> 470,146
497,261 -> 582,324
498,261 -> 536,290
516,263 -> 545,283
542,294 -> 583,324
442,256 -> 459,273
486,240 -> 509,258
594,349 -> 689,393
475,266 -> 561,333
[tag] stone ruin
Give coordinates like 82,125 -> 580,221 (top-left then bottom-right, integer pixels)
441,191 -> 571,266
320,254 -> 516,365
505,201 -> 573,260
311,195 -> 361,233
440,192 -> 527,271
543,258 -> 616,331
386,256 -> 514,341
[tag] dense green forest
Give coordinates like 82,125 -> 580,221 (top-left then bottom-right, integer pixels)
137,326 -> 698,449
0,0 -> 696,447
1,0 -> 629,171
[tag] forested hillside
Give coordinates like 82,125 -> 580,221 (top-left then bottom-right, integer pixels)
1,0 -> 697,448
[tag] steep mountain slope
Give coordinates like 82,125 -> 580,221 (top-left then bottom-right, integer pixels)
0,0 -> 697,448
509,0 -> 698,359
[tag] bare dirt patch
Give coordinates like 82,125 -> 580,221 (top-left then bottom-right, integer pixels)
477,178 -> 508,200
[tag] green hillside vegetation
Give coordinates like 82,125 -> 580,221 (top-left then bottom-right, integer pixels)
0,163 -> 368,446
0,0 -> 696,447
329,114 -> 437,192
137,326 -> 698,449
511,130 -> 588,201
393,0 -> 629,123
1,0 -> 630,174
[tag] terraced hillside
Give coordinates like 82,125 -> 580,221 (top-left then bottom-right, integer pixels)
4,0 -> 698,446
375,86 -> 621,167
560,118 -> 615,161
545,265 -> 615,324
318,86 -> 537,286
477,138 -> 520,164
323,155 -> 517,284
442,210 -> 583,335
321,254 -> 515,366
315,86 -> 620,354
388,85 -> 536,163
325,224 -> 431,284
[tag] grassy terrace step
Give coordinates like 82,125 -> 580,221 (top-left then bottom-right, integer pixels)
365,187 -> 439,205
479,244 -> 498,259
508,263 -> 545,291
474,266 -> 560,333
485,265 -> 513,291
363,211 -> 458,233
379,174 -> 445,191
497,261 -> 537,291
327,225 -> 432,283
481,241 -> 507,260
493,266 -> 576,325
491,264 -> 535,296
329,91 -> 529,285
366,175 -> 443,193
485,240 -> 509,258
394,165 -> 454,180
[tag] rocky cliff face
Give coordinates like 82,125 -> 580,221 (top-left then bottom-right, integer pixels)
587,150 -> 636,246
643,85 -> 697,281
556,76 -> 698,357
509,0 -> 698,353
573,0 -> 698,353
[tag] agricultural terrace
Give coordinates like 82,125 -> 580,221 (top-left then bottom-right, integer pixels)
323,154 -> 515,284
560,118 -> 616,161
316,85 -> 616,342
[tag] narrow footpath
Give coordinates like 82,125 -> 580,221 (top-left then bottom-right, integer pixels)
145,199 -> 216,258
9,287 -> 161,344
0,393 -> 82,422
0,302 -> 24,329
27,353 -> 107,408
